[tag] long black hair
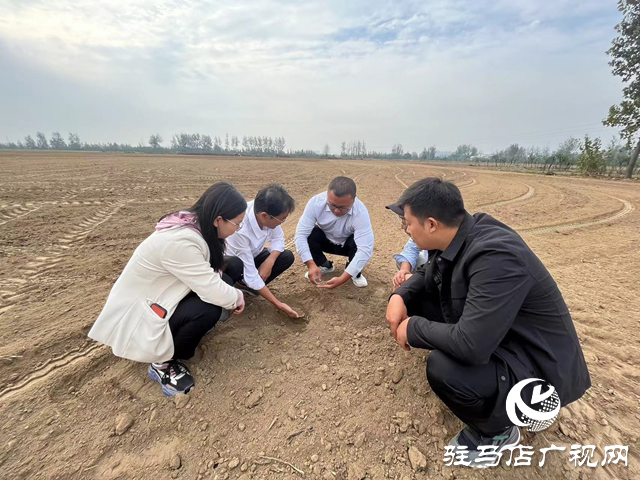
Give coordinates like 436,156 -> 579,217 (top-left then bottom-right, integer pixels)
162,182 -> 246,271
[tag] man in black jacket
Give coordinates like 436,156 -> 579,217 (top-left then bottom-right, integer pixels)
386,178 -> 590,466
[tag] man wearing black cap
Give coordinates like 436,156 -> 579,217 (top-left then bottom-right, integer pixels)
386,177 -> 590,467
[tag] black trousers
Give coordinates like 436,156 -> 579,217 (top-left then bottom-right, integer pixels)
234,249 -> 295,286
307,226 -> 361,276
168,256 -> 243,360
408,296 -> 518,437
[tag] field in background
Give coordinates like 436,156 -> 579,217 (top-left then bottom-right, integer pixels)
0,151 -> 638,480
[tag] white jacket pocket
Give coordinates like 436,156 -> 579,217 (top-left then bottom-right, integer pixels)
124,300 -> 174,363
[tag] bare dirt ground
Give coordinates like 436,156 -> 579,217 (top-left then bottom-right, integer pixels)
0,151 -> 638,480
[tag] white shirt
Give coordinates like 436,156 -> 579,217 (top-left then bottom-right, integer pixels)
226,200 -> 286,290
295,191 -> 374,277
89,227 -> 242,363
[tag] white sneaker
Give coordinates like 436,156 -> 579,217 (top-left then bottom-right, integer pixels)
352,274 -> 368,288
304,271 -> 322,282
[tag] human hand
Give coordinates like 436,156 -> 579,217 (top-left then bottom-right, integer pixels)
317,275 -> 346,290
393,270 -> 412,289
234,290 -> 245,315
386,294 -> 408,338
277,302 -> 300,318
307,265 -> 322,285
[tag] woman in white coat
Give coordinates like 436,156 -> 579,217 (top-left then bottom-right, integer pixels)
89,182 -> 247,396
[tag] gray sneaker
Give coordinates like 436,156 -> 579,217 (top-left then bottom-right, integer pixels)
319,262 -> 335,274
235,281 -> 259,297
448,426 -> 521,468
217,308 -> 233,324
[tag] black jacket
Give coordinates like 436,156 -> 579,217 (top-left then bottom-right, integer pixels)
395,212 -> 591,406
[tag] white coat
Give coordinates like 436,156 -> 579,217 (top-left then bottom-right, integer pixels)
88,226 -> 242,363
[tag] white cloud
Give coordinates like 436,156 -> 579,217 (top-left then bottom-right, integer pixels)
0,0 -> 623,152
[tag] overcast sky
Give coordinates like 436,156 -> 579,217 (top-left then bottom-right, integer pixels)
0,0 -> 625,153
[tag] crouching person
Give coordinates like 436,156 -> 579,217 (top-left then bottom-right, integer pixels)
226,184 -> 300,318
386,204 -> 428,289
386,178 -> 591,467
88,182 -> 248,396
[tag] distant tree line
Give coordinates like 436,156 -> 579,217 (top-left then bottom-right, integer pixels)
335,141 -> 437,160
0,131 -> 289,156
1,131 -> 637,176
464,136 -> 633,176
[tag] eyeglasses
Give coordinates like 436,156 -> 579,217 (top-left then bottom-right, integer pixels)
226,218 -> 244,229
269,214 -> 287,224
326,201 -> 352,213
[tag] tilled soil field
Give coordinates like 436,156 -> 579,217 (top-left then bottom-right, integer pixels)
0,151 -> 638,480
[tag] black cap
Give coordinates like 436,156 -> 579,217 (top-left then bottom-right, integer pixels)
385,202 -> 404,216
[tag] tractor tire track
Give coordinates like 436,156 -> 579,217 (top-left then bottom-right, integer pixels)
394,167 -> 408,188
519,196 -> 634,235
395,167 -> 476,190
479,184 -> 535,208
457,177 -> 477,188
0,204 -> 42,226
0,201 -> 126,312
129,196 -> 199,205
0,343 -> 106,400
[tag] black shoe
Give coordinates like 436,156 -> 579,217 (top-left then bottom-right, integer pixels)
235,281 -> 259,297
448,426 -> 521,468
148,360 -> 195,396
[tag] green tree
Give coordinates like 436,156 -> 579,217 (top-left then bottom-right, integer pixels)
578,135 -> 606,175
68,133 -> 82,150
149,134 -> 163,149
454,144 -> 478,160
36,132 -> 49,149
201,135 -> 213,152
24,135 -> 36,149
50,132 -> 67,149
604,0 -> 640,178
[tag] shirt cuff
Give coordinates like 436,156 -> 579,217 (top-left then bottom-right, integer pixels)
299,251 -> 313,263
393,254 -> 414,270
245,275 -> 266,291
345,262 -> 360,278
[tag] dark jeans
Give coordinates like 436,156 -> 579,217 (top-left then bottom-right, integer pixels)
408,295 -> 518,436
307,226 -> 361,276
233,249 -> 295,287
169,256 -> 243,360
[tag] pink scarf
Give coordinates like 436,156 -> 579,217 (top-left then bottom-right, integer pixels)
155,211 -> 201,235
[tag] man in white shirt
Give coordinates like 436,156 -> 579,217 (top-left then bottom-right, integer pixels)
226,184 -> 300,318
295,176 -> 374,289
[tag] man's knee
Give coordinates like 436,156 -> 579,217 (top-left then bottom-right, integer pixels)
279,249 -> 295,269
426,350 -> 458,393
224,256 -> 244,282
308,226 -> 326,243
201,306 -> 221,330
345,235 -> 358,256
